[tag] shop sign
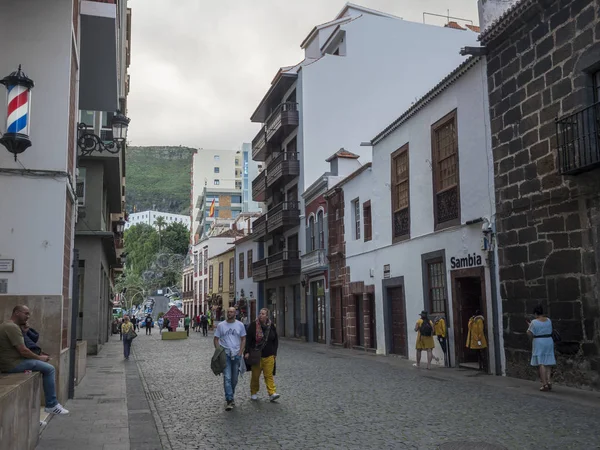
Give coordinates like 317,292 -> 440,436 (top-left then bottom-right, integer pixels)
383,264 -> 390,279
450,253 -> 484,270
0,259 -> 14,272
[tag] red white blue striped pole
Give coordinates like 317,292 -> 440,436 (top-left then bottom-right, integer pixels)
0,65 -> 34,160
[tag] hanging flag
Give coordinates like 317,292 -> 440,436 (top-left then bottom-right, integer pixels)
209,199 -> 216,217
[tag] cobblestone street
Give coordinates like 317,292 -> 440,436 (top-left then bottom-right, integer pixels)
131,331 -> 600,450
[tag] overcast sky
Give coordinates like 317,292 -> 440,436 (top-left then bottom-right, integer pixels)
126,0 -> 480,149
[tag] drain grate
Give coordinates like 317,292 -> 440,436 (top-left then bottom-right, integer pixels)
148,391 -> 164,401
438,442 -> 508,450
98,398 -> 125,404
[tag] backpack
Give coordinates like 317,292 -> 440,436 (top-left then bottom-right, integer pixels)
420,319 -> 433,337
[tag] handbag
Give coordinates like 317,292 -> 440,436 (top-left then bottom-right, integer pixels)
125,328 -> 137,341
247,349 -> 261,366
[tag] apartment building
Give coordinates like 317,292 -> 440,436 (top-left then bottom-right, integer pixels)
208,247 -> 236,321
75,0 -> 131,355
249,3 -> 480,339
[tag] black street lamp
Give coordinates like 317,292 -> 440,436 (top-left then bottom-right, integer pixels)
115,217 -> 126,234
0,65 -> 35,160
77,110 -> 130,156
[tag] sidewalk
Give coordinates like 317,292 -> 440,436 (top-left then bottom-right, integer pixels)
36,336 -> 165,450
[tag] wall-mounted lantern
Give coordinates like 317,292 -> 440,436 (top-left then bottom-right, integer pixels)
0,65 -> 34,161
77,110 -> 130,156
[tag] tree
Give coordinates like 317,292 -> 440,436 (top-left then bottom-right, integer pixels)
155,217 -> 167,250
123,224 -> 159,277
162,221 -> 190,255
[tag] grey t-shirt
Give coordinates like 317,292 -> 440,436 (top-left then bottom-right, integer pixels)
214,320 -> 246,356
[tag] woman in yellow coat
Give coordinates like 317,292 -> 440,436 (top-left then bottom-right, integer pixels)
466,311 -> 487,370
413,311 -> 435,369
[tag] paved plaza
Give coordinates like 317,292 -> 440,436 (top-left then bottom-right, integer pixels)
38,331 -> 600,450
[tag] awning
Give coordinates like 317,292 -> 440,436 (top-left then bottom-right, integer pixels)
79,1 -> 119,112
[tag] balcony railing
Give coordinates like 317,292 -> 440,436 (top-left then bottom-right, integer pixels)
252,213 -> 267,241
265,102 -> 299,143
556,102 -> 600,175
267,201 -> 300,234
252,170 -> 267,202
301,248 -> 327,273
266,152 -> 299,188
252,258 -> 268,282
267,250 -> 301,280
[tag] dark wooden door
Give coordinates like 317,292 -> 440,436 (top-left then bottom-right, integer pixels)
356,294 -> 364,347
388,287 -> 407,356
369,294 -> 377,349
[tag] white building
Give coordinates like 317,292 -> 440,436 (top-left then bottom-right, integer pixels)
125,210 -> 191,230
332,57 -> 503,374
249,2 -> 480,339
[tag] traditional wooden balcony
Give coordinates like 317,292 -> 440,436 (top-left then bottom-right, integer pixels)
301,248 -> 328,274
266,151 -> 299,188
252,258 -> 268,282
265,102 -> 299,144
252,126 -> 267,161
267,201 -> 300,235
267,250 -> 301,280
252,170 -> 267,202
251,213 -> 267,242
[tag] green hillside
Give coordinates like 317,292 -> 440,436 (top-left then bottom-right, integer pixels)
125,146 -> 195,215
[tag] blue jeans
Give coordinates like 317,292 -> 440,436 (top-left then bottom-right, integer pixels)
223,355 -> 241,401
123,338 -> 132,358
8,360 -> 58,408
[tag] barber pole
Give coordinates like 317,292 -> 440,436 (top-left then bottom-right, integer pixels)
0,65 -> 34,160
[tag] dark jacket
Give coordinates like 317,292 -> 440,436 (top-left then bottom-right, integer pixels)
22,327 -> 42,355
245,321 -> 278,358
211,346 -> 227,376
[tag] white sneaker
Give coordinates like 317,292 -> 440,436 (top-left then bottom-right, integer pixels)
44,404 -> 69,415
251,394 -> 258,401
269,393 -> 280,402
40,420 -> 47,427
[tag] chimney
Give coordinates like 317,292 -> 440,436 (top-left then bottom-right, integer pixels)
478,0 -> 520,31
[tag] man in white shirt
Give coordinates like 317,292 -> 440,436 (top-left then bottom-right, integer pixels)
214,307 -> 246,410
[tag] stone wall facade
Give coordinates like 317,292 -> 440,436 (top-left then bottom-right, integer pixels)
483,0 -> 600,389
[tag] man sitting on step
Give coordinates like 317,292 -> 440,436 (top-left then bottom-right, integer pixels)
0,305 -> 69,415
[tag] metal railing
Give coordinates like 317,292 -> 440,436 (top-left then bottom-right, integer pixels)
556,102 -> 600,174
265,102 -> 298,131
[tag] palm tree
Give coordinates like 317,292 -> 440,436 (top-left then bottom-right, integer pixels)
155,216 -> 167,251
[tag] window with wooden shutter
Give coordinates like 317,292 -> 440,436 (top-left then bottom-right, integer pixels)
229,258 -> 234,290
427,260 -> 447,314
209,265 -> 213,291
247,250 -> 253,277
391,144 -> 410,242
218,262 -> 224,289
363,201 -> 372,242
239,252 -> 244,280
432,110 -> 460,229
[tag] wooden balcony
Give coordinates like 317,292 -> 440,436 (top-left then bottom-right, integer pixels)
266,151 -> 299,188
267,250 -> 301,280
252,126 -> 267,161
252,170 -> 267,202
301,248 -> 327,274
252,258 -> 268,282
266,102 -> 299,144
267,201 -> 300,235
252,213 -> 267,242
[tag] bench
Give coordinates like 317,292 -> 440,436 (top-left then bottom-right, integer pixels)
0,373 -> 41,450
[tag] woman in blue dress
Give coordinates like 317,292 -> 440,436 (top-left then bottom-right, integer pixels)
526,305 -> 556,391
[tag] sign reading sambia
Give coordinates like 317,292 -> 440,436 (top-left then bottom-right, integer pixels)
450,253 -> 483,269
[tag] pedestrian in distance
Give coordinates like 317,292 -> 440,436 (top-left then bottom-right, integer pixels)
413,310 -> 436,370
121,315 -> 136,360
131,316 -> 138,332
0,305 -> 70,415
145,314 -> 153,335
201,312 -> 209,336
163,317 -> 171,332
158,316 -> 164,334
118,318 -> 123,341
527,305 -> 557,392
195,314 -> 201,332
214,307 -> 246,411
244,308 -> 280,402
184,314 -> 191,337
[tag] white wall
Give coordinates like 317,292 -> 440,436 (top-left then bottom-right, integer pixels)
300,14 -> 479,192
0,0 -> 73,295
125,210 -> 191,229
342,59 -> 500,369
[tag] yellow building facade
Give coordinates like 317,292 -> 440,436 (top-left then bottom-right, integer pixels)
208,248 -> 235,320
